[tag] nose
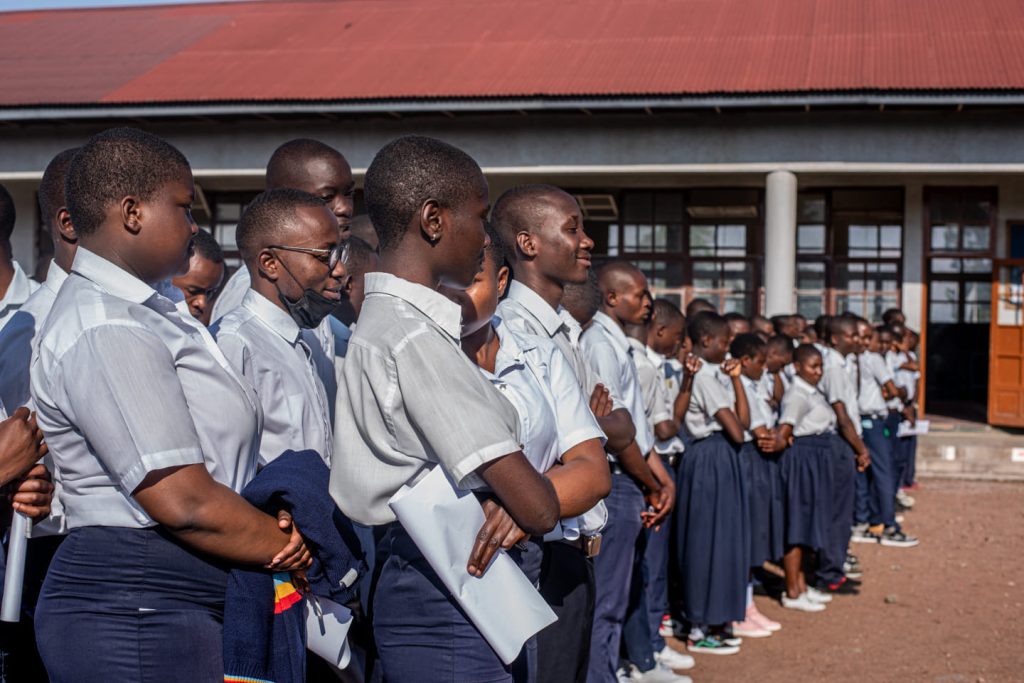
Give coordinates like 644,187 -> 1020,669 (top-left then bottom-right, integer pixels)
193,294 -> 207,314
330,255 -> 347,281
333,196 -> 354,221
580,228 -> 595,251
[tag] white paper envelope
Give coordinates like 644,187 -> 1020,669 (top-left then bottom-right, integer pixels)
388,467 -> 558,664
305,593 -> 353,671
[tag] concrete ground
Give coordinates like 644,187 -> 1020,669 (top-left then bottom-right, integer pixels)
661,478 -> 1024,683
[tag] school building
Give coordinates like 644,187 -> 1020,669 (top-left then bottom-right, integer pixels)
1,0 -> 1024,427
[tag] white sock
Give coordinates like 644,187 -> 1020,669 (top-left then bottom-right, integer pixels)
746,583 -> 754,608
689,625 -> 705,641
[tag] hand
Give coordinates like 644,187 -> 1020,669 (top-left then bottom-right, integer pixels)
0,408 -> 48,487
589,384 -> 612,419
901,405 -> 916,427
721,358 -> 742,378
856,450 -> 871,472
683,355 -> 702,382
468,498 -> 527,577
756,434 -> 782,453
10,463 -> 54,520
268,509 -> 313,572
644,482 -> 674,529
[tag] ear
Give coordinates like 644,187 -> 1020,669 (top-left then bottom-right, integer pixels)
604,288 -> 618,308
419,198 -> 444,245
120,195 -> 143,235
515,231 -> 538,258
256,249 -> 280,281
56,208 -> 77,243
496,265 -> 510,298
343,273 -> 355,295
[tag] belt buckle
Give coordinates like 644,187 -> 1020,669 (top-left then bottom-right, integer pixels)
583,534 -> 602,558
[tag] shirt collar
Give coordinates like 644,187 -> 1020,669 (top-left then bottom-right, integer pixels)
42,260 -> 68,297
626,336 -> 646,357
492,315 -> 533,370
591,311 -> 631,354
364,272 -> 462,340
505,280 -> 566,338
793,375 -> 821,395
71,247 -> 158,305
0,261 -> 34,307
241,289 -> 301,344
645,345 -> 666,367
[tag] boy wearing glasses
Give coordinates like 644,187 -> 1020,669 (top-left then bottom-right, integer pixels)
213,188 -> 347,466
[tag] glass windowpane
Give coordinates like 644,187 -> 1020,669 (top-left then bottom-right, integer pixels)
798,225 -> 826,254
689,226 -> 715,256
929,302 -> 959,323
963,226 -> 991,251
931,258 -> 962,274
963,258 -> 993,274
931,224 -> 960,251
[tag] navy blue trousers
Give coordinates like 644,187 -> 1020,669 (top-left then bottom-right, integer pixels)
35,527 -> 229,683
373,523 -> 511,683
817,438 -> 856,586
536,542 -> 594,683
860,418 -> 897,528
587,472 -> 644,683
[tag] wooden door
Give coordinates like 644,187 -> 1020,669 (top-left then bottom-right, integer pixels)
988,259 -> 1024,426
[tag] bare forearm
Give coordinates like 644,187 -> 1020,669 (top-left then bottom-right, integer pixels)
616,440 -> 660,492
599,408 -> 636,453
732,376 -> 751,429
546,442 -> 612,517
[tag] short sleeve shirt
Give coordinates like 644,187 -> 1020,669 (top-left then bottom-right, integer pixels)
858,351 -> 893,417
780,375 -> 837,437
0,261 -> 40,331
330,273 -> 522,526
741,374 -> 776,441
684,362 -> 735,440
816,343 -> 862,435
31,248 -> 263,529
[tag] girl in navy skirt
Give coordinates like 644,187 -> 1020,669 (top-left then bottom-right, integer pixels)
729,333 -> 784,638
676,312 -> 750,655
766,344 -> 837,613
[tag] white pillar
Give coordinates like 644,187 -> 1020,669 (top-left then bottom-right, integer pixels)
764,170 -> 798,317
901,182 -> 924,330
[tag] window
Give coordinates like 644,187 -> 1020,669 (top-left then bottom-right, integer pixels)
207,191 -> 260,269
588,189 -> 763,314
796,188 -> 904,321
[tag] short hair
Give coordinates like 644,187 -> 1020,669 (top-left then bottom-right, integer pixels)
724,311 -> 749,324
814,315 -> 833,341
236,188 -> 328,260
265,138 -> 347,189
767,334 -> 795,356
650,298 -> 684,327
770,314 -> 792,335
562,268 -> 602,325
830,314 -> 858,338
191,228 -> 224,264
793,343 -> 822,365
363,135 -> 484,252
348,214 -> 378,250
0,183 -> 14,242
65,127 -> 191,236
685,297 -> 717,319
490,184 -> 568,262
687,310 -> 729,344
345,235 -> 378,278
889,322 -> 906,341
484,220 -> 507,269
877,324 -> 894,339
38,148 -> 78,231
882,308 -> 904,325
729,332 -> 766,360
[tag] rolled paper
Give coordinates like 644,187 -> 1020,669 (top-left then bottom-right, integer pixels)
1,511 -> 30,623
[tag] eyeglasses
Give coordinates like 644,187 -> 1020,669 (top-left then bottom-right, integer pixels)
269,242 -> 349,270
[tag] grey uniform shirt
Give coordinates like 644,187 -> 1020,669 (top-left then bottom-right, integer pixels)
780,375 -> 837,437
815,343 -> 862,435
741,374 -> 777,442
684,361 -> 735,440
642,346 -> 685,455
330,273 -> 522,526
0,261 -> 40,331
858,351 -> 893,418
214,289 -> 336,466
31,248 -> 263,529
581,312 -> 656,455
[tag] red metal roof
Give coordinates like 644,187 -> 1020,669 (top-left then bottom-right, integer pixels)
1,0 -> 1023,107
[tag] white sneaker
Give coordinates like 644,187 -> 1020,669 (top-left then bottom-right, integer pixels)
781,592 -> 827,612
806,587 -> 834,604
654,645 -> 695,670
634,662 -> 693,683
896,490 -> 915,508
617,666 -> 635,683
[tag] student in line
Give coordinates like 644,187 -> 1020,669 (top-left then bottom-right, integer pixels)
493,184 -> 637,683
729,332 -> 784,636
171,228 -> 225,326
31,128 -> 311,682
0,184 -> 40,330
767,344 -> 836,613
723,311 -> 751,345
330,136 -> 560,683
676,312 -> 750,655
444,224 -> 611,683
214,189 -> 345,467
583,263 -> 679,683
210,138 -> 354,362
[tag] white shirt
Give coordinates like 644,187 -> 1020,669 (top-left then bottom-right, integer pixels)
0,261 -> 40,330
684,361 -> 735,440
816,343 -> 862,435
330,273 -> 522,526
644,347 -> 685,455
497,280 -> 620,408
31,248 -> 262,529
780,375 -> 837,437
0,261 -> 68,535
741,373 -> 776,442
858,351 -> 893,418
665,357 -> 683,403
215,289 -> 336,466
211,267 -> 334,360
329,316 -> 352,386
581,312 -> 656,455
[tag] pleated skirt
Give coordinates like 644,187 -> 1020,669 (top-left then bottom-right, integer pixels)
674,432 -> 749,626
739,441 -> 785,566
779,433 -> 835,550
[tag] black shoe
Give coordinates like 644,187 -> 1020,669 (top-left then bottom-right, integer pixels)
818,576 -> 860,595
879,527 -> 919,548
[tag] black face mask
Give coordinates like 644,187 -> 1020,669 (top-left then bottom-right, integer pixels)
278,287 -> 337,329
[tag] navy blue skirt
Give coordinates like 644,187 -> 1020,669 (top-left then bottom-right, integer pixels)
780,434 -> 835,550
674,432 -> 749,626
35,526 -> 229,683
739,442 -> 785,566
